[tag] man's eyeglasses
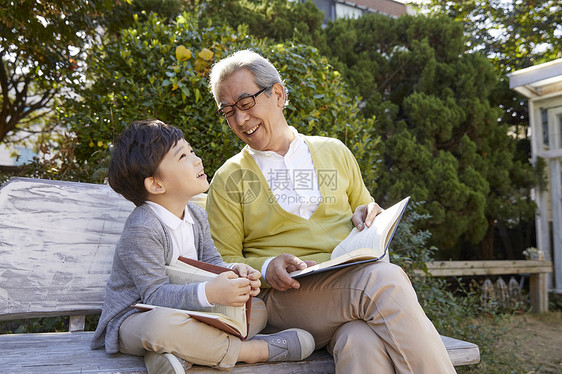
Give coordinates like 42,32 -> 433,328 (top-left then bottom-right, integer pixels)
217,85 -> 272,119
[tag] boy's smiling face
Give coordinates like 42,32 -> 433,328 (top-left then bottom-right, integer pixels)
155,138 -> 209,201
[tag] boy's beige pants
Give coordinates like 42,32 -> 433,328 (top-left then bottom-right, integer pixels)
260,261 -> 456,374
118,298 -> 267,368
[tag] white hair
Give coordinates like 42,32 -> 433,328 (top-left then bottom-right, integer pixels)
209,50 -> 288,106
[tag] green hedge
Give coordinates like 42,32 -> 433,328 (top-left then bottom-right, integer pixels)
59,12 -> 379,188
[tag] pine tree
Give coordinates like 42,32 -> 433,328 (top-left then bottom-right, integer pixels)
321,14 -> 536,258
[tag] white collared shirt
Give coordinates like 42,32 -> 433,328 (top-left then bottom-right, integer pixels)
146,201 -> 197,263
146,201 -> 212,307
248,127 -> 322,279
248,127 -> 321,220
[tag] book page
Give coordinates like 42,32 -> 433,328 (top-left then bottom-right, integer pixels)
330,226 -> 383,261
166,261 -> 217,283
199,304 -> 246,329
185,309 -> 243,332
330,197 -> 410,260
289,247 -> 380,277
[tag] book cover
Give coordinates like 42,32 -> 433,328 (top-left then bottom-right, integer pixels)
290,196 -> 410,278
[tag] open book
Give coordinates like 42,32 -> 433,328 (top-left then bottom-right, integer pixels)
290,196 -> 410,278
134,256 -> 252,340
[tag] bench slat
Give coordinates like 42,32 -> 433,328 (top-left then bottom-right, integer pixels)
440,336 -> 480,366
0,332 -> 145,374
424,260 -> 553,313
0,332 -> 479,372
426,260 -> 552,276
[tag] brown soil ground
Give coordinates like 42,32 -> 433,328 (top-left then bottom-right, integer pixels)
500,311 -> 562,373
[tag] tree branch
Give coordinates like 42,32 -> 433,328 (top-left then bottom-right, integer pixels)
0,54 -> 12,117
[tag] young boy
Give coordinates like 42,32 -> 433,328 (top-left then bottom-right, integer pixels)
90,119 -> 315,373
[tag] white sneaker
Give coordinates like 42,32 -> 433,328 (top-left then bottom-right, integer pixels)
253,328 -> 315,362
144,351 -> 192,374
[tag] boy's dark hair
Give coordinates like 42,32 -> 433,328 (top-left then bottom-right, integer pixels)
108,119 -> 184,206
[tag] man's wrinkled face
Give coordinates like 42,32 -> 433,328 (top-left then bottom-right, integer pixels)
217,69 -> 287,153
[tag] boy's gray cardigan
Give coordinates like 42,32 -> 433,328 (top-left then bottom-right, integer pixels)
91,203 -> 228,353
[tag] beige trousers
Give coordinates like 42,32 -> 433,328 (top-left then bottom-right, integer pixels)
260,262 -> 456,374
118,298 -> 267,369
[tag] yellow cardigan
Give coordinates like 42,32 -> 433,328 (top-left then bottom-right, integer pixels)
206,134 -> 373,276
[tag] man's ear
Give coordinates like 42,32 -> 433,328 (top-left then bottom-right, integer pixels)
144,176 -> 166,195
272,83 -> 285,108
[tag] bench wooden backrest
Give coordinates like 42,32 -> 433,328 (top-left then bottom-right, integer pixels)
0,177 -> 206,321
0,178 -> 134,321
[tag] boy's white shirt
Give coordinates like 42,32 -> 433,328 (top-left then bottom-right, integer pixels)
247,127 -> 321,279
146,201 -> 212,307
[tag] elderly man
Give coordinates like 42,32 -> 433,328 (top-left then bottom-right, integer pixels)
206,50 -> 455,373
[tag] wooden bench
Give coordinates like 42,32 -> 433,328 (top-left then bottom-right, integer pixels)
425,260 -> 553,313
0,177 -> 480,372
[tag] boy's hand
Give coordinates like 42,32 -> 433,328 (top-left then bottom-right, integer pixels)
231,263 -> 261,297
205,271 -> 252,307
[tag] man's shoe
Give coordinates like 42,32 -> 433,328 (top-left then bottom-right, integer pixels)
144,351 -> 192,374
253,328 -> 315,362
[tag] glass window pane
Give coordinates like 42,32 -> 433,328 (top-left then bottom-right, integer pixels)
559,115 -> 562,149
541,108 -> 549,147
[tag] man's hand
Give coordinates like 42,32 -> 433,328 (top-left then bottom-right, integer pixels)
265,254 -> 316,291
352,202 -> 383,231
231,263 -> 261,296
205,271 -> 252,307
